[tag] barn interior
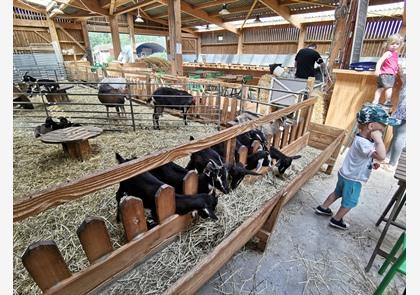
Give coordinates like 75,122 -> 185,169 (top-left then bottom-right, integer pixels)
11,0 -> 408,294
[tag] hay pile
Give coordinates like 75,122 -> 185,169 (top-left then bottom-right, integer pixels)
99,146 -> 321,294
141,56 -> 171,73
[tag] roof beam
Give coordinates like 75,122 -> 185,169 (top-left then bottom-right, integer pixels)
194,0 -> 237,10
114,0 -> 156,15
128,10 -> 197,35
14,0 -> 47,14
109,0 -> 116,14
154,0 -> 238,34
259,0 -> 301,29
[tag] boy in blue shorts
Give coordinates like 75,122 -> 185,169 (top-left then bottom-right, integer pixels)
315,103 -> 401,230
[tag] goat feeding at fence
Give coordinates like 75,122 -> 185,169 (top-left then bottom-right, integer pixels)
22,72 -> 60,97
115,153 -> 219,225
98,77 -> 128,117
147,87 -> 195,130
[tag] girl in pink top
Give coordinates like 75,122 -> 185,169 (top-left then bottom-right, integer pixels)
372,34 -> 404,106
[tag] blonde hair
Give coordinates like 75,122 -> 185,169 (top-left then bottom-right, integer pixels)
384,33 -> 404,48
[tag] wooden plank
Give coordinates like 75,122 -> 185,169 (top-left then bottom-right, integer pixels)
45,215 -> 192,295
155,184 -> 176,223
77,217 -> 113,264
56,23 -> 86,51
280,124 -> 291,148
164,185 -> 285,295
290,122 -> 299,143
280,132 -> 310,156
224,137 -> 237,165
22,240 -> 72,292
108,15 -> 121,59
120,197 -> 148,242
14,98 -> 317,222
272,129 -> 282,148
183,170 -> 198,195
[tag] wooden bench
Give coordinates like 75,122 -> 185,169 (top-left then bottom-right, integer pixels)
40,126 -> 103,161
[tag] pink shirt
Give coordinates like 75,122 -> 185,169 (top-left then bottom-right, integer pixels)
380,51 -> 399,75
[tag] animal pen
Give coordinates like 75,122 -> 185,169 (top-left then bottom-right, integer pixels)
14,87 -> 346,293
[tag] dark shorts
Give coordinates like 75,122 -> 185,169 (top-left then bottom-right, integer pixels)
377,74 -> 396,89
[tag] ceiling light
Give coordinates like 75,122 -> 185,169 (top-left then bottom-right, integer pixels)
254,16 -> 261,23
219,4 -> 230,15
51,7 -> 64,15
135,8 -> 144,23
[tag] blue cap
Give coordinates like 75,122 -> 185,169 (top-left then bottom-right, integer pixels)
357,103 -> 401,126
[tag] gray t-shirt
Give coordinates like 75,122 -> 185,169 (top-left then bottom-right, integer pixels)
339,134 -> 375,183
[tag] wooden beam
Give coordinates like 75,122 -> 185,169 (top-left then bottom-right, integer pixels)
207,4 -> 267,17
13,0 -> 46,14
237,31 -> 243,54
13,18 -> 48,27
109,0 -> 116,15
81,20 -> 93,64
297,24 -> 305,50
114,0 -> 157,15
155,0 -> 238,34
56,23 -> 86,51
109,15 -> 121,59
46,18 -> 64,63
32,30 -> 51,43
259,0 -> 302,29
240,0 -> 259,31
168,0 -> 183,76
194,0 -> 237,9
127,13 -> 136,62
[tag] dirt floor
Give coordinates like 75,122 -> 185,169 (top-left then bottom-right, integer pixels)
197,151 -> 406,295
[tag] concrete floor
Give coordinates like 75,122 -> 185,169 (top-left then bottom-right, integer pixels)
197,151 -> 406,295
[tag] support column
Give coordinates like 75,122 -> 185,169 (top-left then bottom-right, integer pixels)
80,20 -> 93,64
297,24 -> 306,51
168,0 -> 183,76
109,15 -> 121,60
47,17 -> 64,63
237,31 -> 243,54
197,35 -> 201,56
127,13 -> 137,63
350,0 -> 369,64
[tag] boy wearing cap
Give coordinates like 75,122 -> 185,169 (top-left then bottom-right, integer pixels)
315,103 -> 401,230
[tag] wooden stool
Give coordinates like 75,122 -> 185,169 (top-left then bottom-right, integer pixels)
40,126 -> 103,161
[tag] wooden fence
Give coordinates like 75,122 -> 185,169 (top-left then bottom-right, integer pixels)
15,96 -> 345,294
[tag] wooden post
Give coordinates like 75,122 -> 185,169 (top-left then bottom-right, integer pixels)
197,35 -> 202,56
224,137 -> 237,165
155,184 -> 176,223
273,129 -> 282,148
280,125 -> 291,148
127,13 -> 137,63
168,0 -> 183,76
183,170 -> 199,195
80,20 -> 93,64
238,146 -> 248,165
297,24 -> 306,50
120,196 -> 148,241
109,15 -> 121,60
22,240 -> 71,292
77,216 -> 113,264
46,17 -> 64,64
237,31 -> 243,54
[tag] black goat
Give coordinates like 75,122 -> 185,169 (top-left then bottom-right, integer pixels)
34,116 -> 81,138
98,78 -> 127,117
115,153 -> 218,224
22,72 -> 60,96
237,129 -> 269,154
226,162 -> 261,190
269,146 -> 302,176
147,87 -> 194,130
185,145 -> 230,194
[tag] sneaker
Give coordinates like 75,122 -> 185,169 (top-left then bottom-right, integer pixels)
315,206 -> 333,216
329,218 -> 349,230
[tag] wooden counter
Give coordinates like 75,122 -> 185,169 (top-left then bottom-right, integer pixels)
325,69 -> 402,147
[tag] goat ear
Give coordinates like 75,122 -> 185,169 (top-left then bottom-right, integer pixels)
291,155 -> 302,160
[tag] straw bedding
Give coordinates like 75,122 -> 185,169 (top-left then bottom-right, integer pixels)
13,86 -> 322,294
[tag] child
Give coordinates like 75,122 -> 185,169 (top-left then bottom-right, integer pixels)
372,34 -> 404,106
315,103 -> 401,230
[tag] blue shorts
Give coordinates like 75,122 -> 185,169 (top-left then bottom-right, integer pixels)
334,173 -> 362,208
